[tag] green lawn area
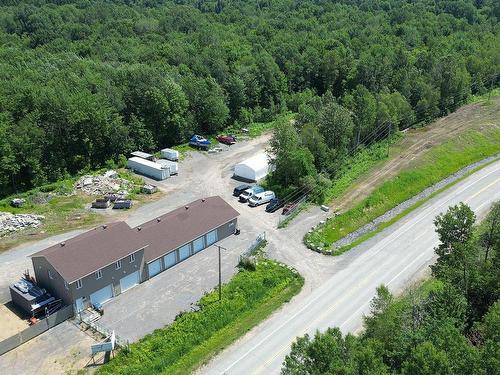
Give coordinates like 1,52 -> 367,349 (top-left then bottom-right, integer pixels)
305,128 -> 500,253
97,260 -> 303,375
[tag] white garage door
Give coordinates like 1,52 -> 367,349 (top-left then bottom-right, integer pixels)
120,271 -> 140,292
148,259 -> 162,278
90,285 -> 113,306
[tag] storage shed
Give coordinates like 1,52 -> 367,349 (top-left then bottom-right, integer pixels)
128,157 -> 170,180
130,151 -> 154,161
157,159 -> 178,175
233,153 -> 272,182
160,148 -> 179,161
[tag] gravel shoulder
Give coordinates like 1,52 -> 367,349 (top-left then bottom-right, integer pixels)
332,154 -> 499,249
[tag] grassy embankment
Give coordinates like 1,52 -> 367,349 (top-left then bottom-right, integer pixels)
98,259 -> 303,375
0,169 -> 154,253
305,127 -> 500,255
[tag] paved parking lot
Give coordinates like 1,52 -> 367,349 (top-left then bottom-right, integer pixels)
97,225 -> 259,342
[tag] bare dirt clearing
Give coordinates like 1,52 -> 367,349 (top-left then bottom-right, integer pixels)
332,98 -> 500,212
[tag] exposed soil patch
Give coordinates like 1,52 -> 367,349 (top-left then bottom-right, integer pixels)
332,99 -> 500,212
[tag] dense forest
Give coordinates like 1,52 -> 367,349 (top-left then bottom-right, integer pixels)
282,202 -> 500,374
0,0 -> 499,196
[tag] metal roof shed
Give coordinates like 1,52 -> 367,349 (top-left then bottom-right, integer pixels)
233,153 -> 272,182
127,157 -> 170,180
130,151 -> 154,161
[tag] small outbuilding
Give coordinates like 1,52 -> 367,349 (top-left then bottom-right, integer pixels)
160,148 -> 179,161
130,151 -> 154,161
233,153 -> 272,182
128,157 -> 170,180
157,159 -> 178,175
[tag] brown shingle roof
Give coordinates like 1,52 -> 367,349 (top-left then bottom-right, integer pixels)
31,196 -> 239,282
31,222 -> 146,283
136,196 -> 240,262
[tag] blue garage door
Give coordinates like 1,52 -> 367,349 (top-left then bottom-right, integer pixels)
90,285 -> 113,306
193,237 -> 205,253
179,244 -> 191,260
148,259 -> 162,278
164,252 -> 177,269
120,271 -> 140,292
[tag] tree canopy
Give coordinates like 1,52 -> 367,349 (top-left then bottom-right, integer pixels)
0,0 -> 499,196
282,201 -> 500,374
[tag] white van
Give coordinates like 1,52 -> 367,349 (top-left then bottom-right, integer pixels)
248,191 -> 276,207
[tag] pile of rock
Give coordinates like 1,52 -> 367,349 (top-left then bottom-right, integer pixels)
0,212 -> 45,236
75,170 -> 132,196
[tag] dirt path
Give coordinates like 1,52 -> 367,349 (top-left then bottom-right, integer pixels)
332,98 -> 500,212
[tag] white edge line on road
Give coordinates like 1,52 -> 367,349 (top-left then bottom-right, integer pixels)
220,163 -> 500,374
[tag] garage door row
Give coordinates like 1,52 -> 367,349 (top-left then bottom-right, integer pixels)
86,270 -> 141,307
147,230 -> 218,279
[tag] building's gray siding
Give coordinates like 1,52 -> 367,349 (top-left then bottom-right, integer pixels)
31,217 -> 237,307
32,257 -> 72,306
217,218 -> 237,240
70,248 -> 145,308
145,218 -> 238,280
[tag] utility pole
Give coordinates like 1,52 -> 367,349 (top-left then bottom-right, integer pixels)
215,245 -> 227,301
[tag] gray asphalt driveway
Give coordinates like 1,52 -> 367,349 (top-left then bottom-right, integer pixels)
97,226 -> 258,342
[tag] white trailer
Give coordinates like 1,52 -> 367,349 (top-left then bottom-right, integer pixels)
157,159 -> 178,175
127,157 -> 170,180
160,148 -> 179,161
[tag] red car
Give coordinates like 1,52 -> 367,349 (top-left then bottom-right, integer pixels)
282,202 -> 298,215
216,134 -> 237,145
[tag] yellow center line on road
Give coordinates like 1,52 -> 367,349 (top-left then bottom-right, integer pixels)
250,265 -> 383,375
465,177 -> 499,202
222,163 -> 500,375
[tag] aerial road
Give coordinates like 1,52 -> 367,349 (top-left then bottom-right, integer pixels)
200,159 -> 500,375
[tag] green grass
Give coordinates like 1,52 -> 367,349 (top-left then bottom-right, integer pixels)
97,260 -> 303,375
325,140 -> 393,202
172,113 -> 292,158
0,168 -> 150,252
468,88 -> 500,104
330,157 -> 499,256
305,129 -> 500,253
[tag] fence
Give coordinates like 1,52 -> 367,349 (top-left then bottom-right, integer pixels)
239,232 -> 266,261
75,314 -> 129,350
0,304 -> 74,356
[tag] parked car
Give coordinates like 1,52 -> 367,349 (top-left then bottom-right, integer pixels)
216,134 -> 237,145
189,135 -> 211,150
248,191 -> 276,207
282,201 -> 298,215
233,184 -> 251,197
266,198 -> 283,213
239,185 -> 265,202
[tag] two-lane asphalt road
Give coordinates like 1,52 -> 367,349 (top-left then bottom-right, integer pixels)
200,160 -> 500,375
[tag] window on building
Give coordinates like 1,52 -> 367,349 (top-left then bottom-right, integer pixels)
64,281 -> 69,290
130,253 -> 136,263
95,269 -> 102,280
115,260 -> 122,270
48,270 -> 54,280
193,237 -> 205,253
206,230 -> 218,246
76,279 -> 82,289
